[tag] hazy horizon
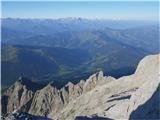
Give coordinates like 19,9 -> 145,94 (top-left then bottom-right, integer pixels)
2,1 -> 159,21
2,17 -> 159,21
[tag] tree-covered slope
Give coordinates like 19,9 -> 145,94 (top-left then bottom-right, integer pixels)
2,36 -> 147,88
2,19 -> 157,88
1,44 -> 90,87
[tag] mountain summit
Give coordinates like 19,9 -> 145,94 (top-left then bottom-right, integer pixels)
2,54 -> 159,120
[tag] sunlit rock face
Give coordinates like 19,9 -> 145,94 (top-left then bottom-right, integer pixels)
2,54 -> 159,120
51,54 -> 159,120
1,109 -> 52,120
1,77 -> 42,115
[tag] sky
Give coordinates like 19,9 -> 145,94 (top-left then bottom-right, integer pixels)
1,1 -> 159,20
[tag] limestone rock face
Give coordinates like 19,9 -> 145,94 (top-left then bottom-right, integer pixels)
1,77 -> 42,115
61,81 -> 84,102
2,109 -> 52,120
28,81 -> 84,116
129,83 -> 159,119
83,72 -> 101,93
126,55 -> 160,119
83,71 -> 115,93
2,54 -> 159,120
28,72 -> 106,116
29,84 -> 63,116
51,54 -> 160,120
101,54 -> 160,119
2,70 -> 112,118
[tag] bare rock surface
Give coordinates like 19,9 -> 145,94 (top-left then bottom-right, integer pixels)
29,84 -> 63,116
1,77 -> 43,115
50,54 -> 159,120
2,54 -> 159,120
28,71 -> 111,117
1,109 -> 52,120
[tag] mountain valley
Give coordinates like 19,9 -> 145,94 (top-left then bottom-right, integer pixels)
1,1 -> 160,120
2,54 -> 160,120
2,18 -> 158,88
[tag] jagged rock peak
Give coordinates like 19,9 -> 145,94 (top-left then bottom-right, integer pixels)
2,109 -> 52,120
45,82 -> 57,89
65,81 -> 74,87
15,76 -> 30,85
2,54 -> 159,120
51,54 -> 160,120
15,77 -> 43,92
1,77 -> 45,115
97,70 -> 104,80
82,70 -> 114,93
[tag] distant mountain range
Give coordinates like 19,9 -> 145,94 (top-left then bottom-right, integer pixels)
1,18 -> 159,87
2,18 -> 157,34
2,18 -> 159,53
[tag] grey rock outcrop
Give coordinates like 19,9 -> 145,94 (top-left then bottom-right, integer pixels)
1,77 -> 43,115
129,85 -> 160,119
2,70 -> 112,117
2,54 -> 159,120
83,71 -> 115,93
2,109 -> 52,120
50,54 -> 160,120
28,71 -> 111,116
29,84 -> 63,116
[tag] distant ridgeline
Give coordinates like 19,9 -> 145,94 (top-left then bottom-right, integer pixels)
1,18 -> 159,87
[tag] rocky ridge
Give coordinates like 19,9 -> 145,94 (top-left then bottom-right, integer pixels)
51,54 -> 159,120
2,67 -> 114,118
1,109 -> 52,120
1,54 -> 160,120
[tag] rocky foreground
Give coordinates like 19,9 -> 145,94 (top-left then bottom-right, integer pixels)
1,54 -> 160,120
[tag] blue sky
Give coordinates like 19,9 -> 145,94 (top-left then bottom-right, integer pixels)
2,1 -> 159,20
